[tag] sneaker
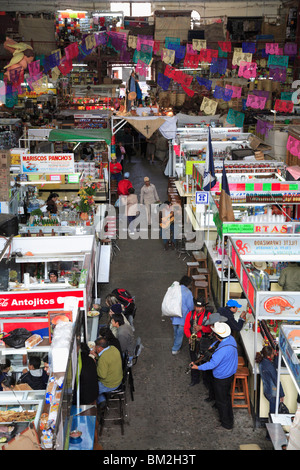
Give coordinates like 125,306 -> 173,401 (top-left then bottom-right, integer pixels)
172,350 -> 180,355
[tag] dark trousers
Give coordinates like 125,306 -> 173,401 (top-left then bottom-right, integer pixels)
213,374 -> 234,429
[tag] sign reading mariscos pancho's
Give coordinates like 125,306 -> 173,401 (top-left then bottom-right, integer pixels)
21,153 -> 75,174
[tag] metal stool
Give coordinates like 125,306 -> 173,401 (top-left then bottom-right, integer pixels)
99,382 -> 127,436
231,367 -> 251,414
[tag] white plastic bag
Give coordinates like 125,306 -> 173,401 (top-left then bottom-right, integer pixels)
161,281 -> 182,317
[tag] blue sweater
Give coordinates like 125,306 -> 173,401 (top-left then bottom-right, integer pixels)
171,285 -> 194,326
197,335 -> 238,379
259,356 -> 284,401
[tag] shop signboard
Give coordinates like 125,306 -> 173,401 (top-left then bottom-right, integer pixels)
256,291 -> 300,319
21,153 -> 75,174
223,222 -> 300,235
279,325 -> 300,390
0,289 -> 85,313
232,236 -> 300,257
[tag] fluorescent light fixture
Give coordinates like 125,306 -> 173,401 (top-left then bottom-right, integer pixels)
57,10 -> 88,13
72,64 -> 88,67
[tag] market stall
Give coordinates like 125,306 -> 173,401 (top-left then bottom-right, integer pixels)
226,234 -> 300,422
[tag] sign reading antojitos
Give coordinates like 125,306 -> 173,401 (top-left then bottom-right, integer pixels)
21,153 -> 75,174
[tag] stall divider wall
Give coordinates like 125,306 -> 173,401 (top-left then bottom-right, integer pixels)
227,235 -> 300,419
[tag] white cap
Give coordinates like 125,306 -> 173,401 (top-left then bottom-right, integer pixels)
211,321 -> 231,338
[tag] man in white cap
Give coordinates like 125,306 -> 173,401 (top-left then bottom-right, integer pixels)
191,322 -> 238,430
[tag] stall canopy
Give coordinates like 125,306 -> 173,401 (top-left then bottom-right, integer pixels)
48,128 -> 112,145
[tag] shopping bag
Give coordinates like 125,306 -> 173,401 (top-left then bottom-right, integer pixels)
161,281 -> 182,317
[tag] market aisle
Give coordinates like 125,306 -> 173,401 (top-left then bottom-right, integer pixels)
96,152 -> 273,451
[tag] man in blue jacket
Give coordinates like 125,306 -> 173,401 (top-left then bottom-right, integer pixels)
191,322 -> 238,430
171,276 -> 194,356
217,299 -> 246,333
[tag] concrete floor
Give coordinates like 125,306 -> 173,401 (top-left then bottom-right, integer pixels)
96,150 -> 273,451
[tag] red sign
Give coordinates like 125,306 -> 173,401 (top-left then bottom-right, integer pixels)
0,290 -> 85,312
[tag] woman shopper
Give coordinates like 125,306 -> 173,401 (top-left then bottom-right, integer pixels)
255,346 -> 285,414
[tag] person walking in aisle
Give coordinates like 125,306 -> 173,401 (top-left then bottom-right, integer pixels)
140,176 -> 160,225
170,276 -> 194,356
190,322 -> 238,430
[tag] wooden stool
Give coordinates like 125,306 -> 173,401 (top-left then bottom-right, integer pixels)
231,367 -> 251,414
197,268 -> 211,297
187,261 -> 199,277
192,251 -> 208,269
193,280 -> 209,303
238,356 -> 245,366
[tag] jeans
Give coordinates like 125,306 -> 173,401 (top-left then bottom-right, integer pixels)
172,325 -> 184,352
97,381 -> 121,404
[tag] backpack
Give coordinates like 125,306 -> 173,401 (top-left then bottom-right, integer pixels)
111,288 -> 136,317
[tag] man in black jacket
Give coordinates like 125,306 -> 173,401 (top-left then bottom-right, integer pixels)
18,356 -> 49,390
217,299 -> 246,333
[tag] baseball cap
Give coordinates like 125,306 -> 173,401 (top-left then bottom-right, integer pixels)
144,176 -> 150,182
226,299 -> 242,308
110,303 -> 122,314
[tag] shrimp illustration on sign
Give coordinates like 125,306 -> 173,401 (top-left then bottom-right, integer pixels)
264,295 -> 294,315
236,239 -> 250,255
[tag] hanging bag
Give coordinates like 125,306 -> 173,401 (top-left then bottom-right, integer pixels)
161,281 -> 182,317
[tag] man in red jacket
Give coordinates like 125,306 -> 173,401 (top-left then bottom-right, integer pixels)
117,172 -> 133,195
184,297 -> 212,386
110,156 -> 123,182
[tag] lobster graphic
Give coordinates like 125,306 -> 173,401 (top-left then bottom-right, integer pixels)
264,296 -> 294,315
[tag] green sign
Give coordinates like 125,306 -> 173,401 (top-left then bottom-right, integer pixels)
223,223 -> 254,233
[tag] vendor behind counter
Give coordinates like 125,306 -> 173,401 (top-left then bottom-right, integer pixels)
45,192 -> 59,214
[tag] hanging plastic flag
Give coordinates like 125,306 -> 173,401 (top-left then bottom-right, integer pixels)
284,43 -> 297,56
269,65 -> 287,82
28,59 -> 40,78
226,109 -> 245,128
242,42 -> 256,54
136,59 -> 148,78
199,49 -> 218,63
246,94 -> 267,110
182,85 -> 195,97
65,42 -> 79,61
238,60 -> 257,79
200,97 -> 218,115
183,53 -> 200,69
287,135 -> 300,158
256,119 -> 273,138
214,85 -> 233,102
218,41 -> 231,53
192,39 -> 206,52
162,48 -> 175,65
274,99 -> 294,113
225,84 -> 241,98
268,55 -> 289,68
210,58 -> 227,75
58,57 -> 73,76
196,76 -> 212,90
265,43 -> 280,55
157,72 -> 171,91
128,35 -> 137,49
